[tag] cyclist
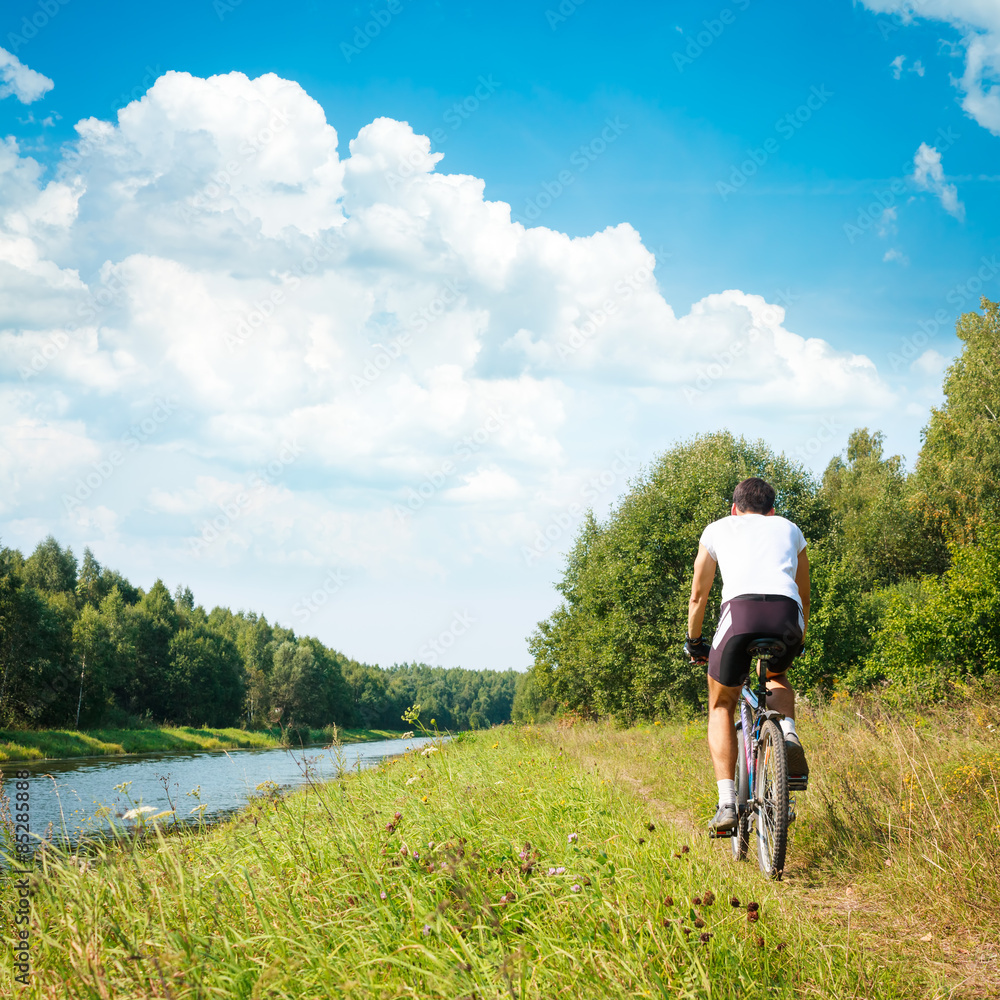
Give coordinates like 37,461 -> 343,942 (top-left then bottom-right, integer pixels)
683,477 -> 809,834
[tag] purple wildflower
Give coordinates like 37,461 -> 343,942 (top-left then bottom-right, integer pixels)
568,832 -> 578,843
548,867 -> 556,875
422,924 -> 431,936
380,890 -> 387,900
571,884 -> 581,893
556,866 -> 566,875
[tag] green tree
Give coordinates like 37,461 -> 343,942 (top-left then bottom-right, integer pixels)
820,428 -> 946,588
913,297 -> 1000,543
530,431 -> 828,722
166,626 -> 245,727
23,536 -> 78,597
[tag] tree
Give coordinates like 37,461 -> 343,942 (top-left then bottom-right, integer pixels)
820,428 -> 946,588
913,297 -> 1000,543
269,640 -> 332,728
530,431 -> 829,721
23,536 -> 78,596
166,626 -> 245,727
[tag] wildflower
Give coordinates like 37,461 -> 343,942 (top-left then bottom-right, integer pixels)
394,811 -> 402,821
747,910 -> 759,923
681,845 -> 689,853
647,822 -> 655,832
694,918 -> 705,929
422,924 -> 431,936
380,891 -> 387,900
571,884 -> 581,893
555,866 -> 565,874
122,806 -> 156,821
692,896 -> 701,906
747,901 -> 759,912
663,895 -> 673,906
568,832 -> 578,843
518,851 -> 527,861
492,743 -> 499,749
548,867 -> 556,875
405,776 -> 420,786
400,844 -> 408,857
730,896 -> 740,907
700,932 -> 712,943
703,891 -> 715,906
776,942 -> 787,951
413,852 -> 420,861
421,796 -> 428,803
638,837 -> 645,845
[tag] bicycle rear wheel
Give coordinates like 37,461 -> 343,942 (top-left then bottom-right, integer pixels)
731,726 -> 750,861
754,719 -> 789,879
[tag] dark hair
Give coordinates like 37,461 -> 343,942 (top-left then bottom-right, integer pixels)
732,477 -> 776,514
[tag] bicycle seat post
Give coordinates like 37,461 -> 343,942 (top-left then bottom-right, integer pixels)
746,638 -> 786,714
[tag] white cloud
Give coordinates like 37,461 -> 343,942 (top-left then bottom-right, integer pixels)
883,247 -> 910,264
891,55 -> 906,79
0,70 -> 905,665
911,348 -> 950,374
862,1 -> 1000,134
912,142 -> 965,219
0,47 -> 53,104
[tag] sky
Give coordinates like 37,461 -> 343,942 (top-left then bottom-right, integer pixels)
0,0 -> 997,671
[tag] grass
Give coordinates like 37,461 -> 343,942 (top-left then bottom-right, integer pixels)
538,686 -> 1000,998
0,721 -> 966,999
0,725 -> 409,762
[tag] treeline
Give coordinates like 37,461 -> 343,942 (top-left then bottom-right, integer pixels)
516,298 -> 1000,724
0,547 -> 516,731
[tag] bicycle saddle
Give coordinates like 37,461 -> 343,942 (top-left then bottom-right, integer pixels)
747,638 -> 786,659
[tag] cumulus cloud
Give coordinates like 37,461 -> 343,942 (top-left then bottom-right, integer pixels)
0,47 -> 53,104
863,1 -> 1000,134
912,142 -> 965,219
883,247 -> 910,264
0,70 -> 903,663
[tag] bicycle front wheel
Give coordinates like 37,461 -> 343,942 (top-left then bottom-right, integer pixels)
731,726 -> 750,861
754,719 -> 789,879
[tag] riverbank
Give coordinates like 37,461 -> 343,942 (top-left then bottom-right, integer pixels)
6,700 -> 994,998
0,724 -> 407,762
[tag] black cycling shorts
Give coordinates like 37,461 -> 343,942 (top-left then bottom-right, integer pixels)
707,594 -> 803,688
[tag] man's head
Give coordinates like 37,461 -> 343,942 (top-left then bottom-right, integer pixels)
731,477 -> 776,516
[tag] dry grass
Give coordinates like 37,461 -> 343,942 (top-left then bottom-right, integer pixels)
533,687 -> 1000,998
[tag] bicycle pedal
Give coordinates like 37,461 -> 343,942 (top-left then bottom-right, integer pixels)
788,775 -> 808,792
709,829 -> 735,839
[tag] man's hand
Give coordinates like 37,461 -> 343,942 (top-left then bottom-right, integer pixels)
684,634 -> 711,663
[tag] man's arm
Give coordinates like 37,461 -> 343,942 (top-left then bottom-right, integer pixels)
687,544 -> 718,638
794,547 -> 810,638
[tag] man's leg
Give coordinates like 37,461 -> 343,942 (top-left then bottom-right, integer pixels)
707,676 -> 741,779
765,669 -> 794,718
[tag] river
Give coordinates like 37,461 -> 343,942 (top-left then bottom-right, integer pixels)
0,735 -> 436,848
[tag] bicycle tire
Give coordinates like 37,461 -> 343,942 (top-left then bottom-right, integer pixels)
754,719 -> 789,879
731,727 -> 750,861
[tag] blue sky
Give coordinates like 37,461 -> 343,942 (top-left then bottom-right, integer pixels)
0,0 -> 997,669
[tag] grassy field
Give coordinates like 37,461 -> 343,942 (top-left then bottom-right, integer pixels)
1,693 -> 996,998
0,725 -> 408,762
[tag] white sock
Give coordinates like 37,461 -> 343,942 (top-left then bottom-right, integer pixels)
780,717 -> 797,737
717,778 -> 736,807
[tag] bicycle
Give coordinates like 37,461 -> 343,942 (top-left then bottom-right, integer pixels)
710,637 -> 808,879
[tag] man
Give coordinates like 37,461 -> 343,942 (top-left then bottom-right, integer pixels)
683,477 -> 809,833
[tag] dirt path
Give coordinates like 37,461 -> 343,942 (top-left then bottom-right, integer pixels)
533,721 -> 1000,1000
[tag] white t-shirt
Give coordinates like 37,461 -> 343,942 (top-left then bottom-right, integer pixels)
699,513 -> 807,606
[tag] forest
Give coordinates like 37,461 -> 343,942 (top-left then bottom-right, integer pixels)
515,298 -> 1000,724
0,545 -> 517,732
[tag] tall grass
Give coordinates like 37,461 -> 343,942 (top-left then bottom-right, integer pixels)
536,685 -> 1000,998
0,727 -> 918,999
